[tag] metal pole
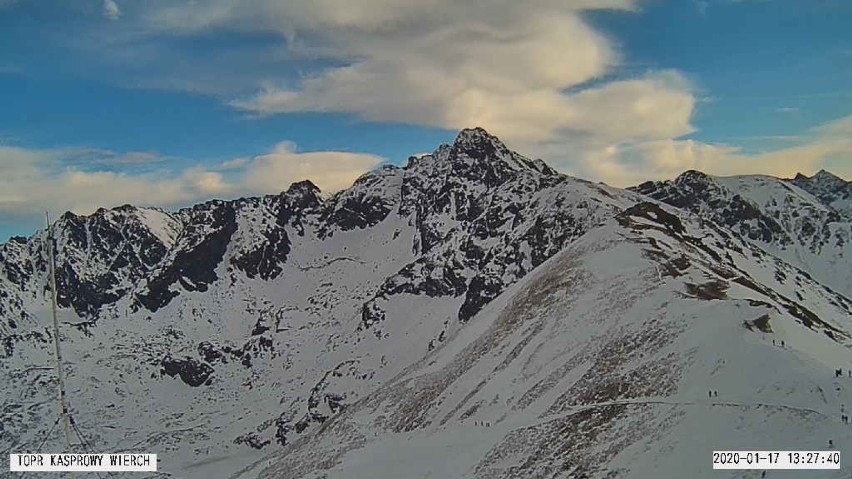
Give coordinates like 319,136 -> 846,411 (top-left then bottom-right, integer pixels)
46,212 -> 73,448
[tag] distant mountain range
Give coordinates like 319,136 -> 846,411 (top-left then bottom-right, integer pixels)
2,128 -> 850,479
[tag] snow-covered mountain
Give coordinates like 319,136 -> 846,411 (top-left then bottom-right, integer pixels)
789,169 -> 852,217
631,170 -> 852,298
242,201 -> 852,479
1,129 -> 850,479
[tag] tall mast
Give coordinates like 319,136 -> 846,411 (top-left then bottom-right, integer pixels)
46,212 -> 73,447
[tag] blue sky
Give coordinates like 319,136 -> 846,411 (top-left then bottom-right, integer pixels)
0,0 -> 850,240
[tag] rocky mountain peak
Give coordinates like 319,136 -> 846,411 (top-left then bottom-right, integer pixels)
2,130 -> 851,479
814,168 -> 844,180
283,179 -> 322,210
793,169 -> 846,189
788,168 -> 852,216
451,127 -> 509,157
633,170 -> 852,297
395,129 -> 560,211
792,168 -> 845,183
285,179 -> 320,195
673,169 -> 711,186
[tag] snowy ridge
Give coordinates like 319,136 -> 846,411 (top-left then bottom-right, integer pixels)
0,128 -> 638,478
0,129 -> 850,478
790,169 -> 852,217
239,201 -> 852,479
631,170 -> 852,298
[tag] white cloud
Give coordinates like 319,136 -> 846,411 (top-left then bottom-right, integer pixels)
220,157 -> 251,171
131,0 -> 697,144
103,0 -> 120,20
0,147 -> 205,218
813,115 -> 852,139
557,71 -> 695,142
182,167 -> 233,196
6,0 -> 841,206
242,141 -> 383,194
0,141 -> 382,223
533,115 -> 852,187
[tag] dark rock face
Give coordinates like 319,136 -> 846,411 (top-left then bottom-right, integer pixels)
632,170 -> 852,298
0,237 -> 35,288
233,181 -> 322,280
0,127 -> 624,344
459,274 -> 503,322
198,341 -> 225,364
284,180 -> 323,211
630,172 -> 790,246
320,166 -> 399,236
449,128 -> 559,185
3,208 -> 177,318
617,202 -> 686,237
161,355 -> 214,387
354,128 -> 624,329
0,329 -> 47,359
54,263 -> 121,318
360,299 -> 386,331
136,201 -> 237,312
234,432 -> 270,449
380,260 -> 467,298
324,393 -> 346,414
231,199 -> 292,281
0,180 -> 323,322
789,170 -> 852,216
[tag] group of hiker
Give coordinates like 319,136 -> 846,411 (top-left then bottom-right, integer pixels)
835,369 -> 851,425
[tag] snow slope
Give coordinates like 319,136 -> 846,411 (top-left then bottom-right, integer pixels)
1,129 -> 850,478
0,129 -> 637,478
632,170 -> 852,298
239,202 -> 852,479
790,170 -> 852,217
